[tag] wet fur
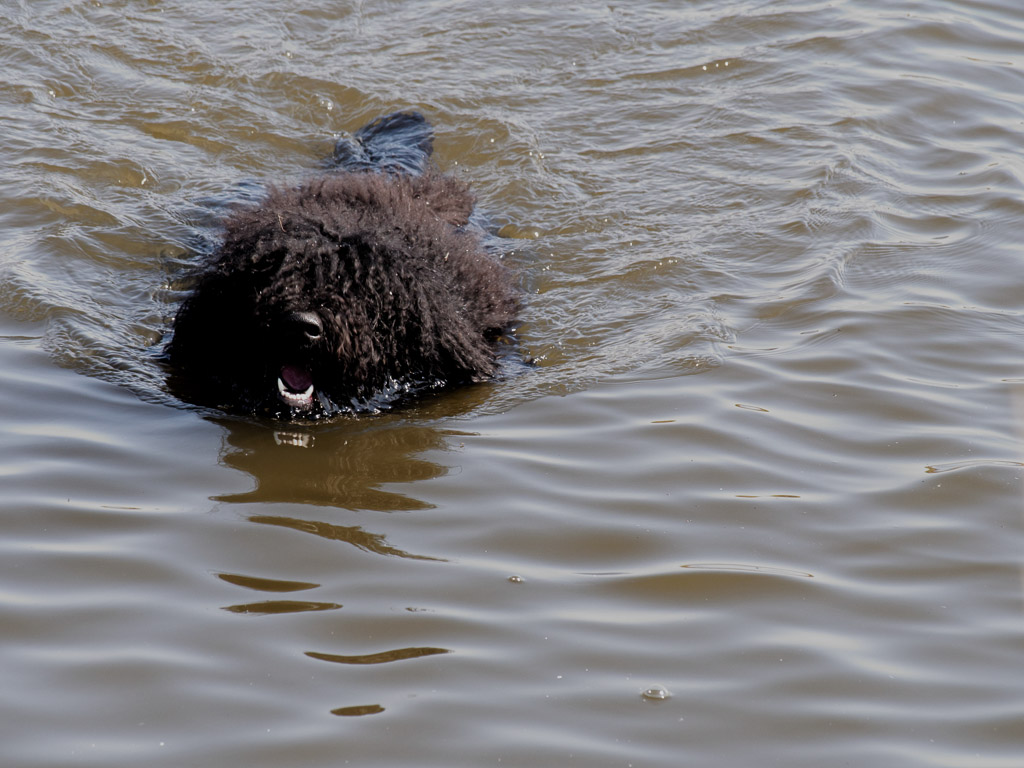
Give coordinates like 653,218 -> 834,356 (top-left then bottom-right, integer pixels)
166,119 -> 519,419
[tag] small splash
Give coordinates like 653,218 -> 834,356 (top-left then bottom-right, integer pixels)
641,685 -> 672,702
508,575 -> 525,584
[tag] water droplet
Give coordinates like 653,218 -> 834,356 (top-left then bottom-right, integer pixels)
508,575 -> 525,584
641,685 -> 672,701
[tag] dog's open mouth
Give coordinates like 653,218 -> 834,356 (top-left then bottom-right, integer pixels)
277,364 -> 315,408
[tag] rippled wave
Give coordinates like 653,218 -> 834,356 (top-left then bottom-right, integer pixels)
3,1 -> 1024,767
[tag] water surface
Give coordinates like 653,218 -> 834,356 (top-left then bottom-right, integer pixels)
2,1 -> 1024,766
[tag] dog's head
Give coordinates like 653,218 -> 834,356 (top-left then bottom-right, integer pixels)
166,172 -> 517,420
166,273 -> 343,420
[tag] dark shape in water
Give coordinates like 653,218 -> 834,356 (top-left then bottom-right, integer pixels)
166,111 -> 520,420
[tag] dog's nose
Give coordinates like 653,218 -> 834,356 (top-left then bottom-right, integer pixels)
289,311 -> 323,343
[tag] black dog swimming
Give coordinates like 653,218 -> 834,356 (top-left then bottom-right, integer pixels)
166,112 -> 520,420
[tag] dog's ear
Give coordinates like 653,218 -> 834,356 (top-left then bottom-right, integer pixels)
413,174 -> 475,228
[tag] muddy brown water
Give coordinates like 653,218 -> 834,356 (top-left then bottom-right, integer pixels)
2,1 -> 1024,766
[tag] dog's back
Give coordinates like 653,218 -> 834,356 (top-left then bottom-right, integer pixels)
331,111 -> 435,176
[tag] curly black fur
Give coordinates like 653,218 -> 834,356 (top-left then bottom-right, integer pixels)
166,113 -> 519,420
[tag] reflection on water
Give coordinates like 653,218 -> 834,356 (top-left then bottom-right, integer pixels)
306,647 -> 450,665
331,703 -> 387,717
213,417 -> 447,511
248,514 -> 443,562
216,572 -> 321,592
222,599 -> 342,616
